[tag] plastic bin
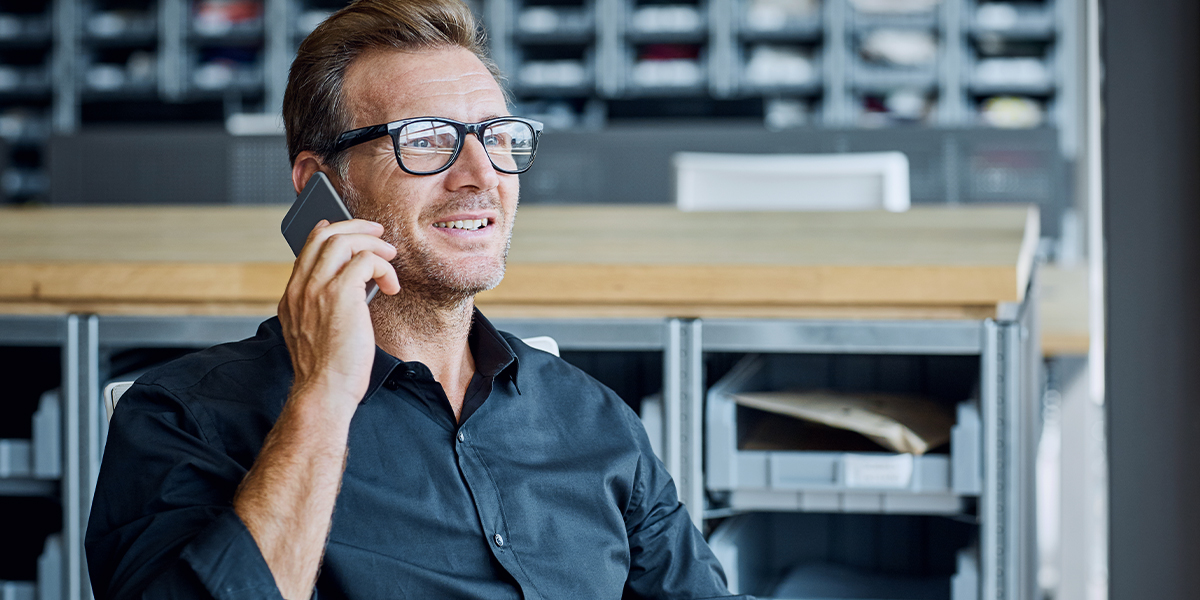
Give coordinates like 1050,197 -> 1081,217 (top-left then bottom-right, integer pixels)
705,354 -> 981,515
708,512 -> 979,599
0,391 -> 60,480
0,533 -> 61,600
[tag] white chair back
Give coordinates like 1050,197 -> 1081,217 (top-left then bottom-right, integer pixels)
674,151 -> 911,212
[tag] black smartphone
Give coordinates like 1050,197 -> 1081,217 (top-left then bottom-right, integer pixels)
281,172 -> 380,302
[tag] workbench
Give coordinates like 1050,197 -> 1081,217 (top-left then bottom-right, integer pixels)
0,204 -> 1053,600
0,204 -> 1039,317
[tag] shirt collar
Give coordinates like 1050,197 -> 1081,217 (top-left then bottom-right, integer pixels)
362,307 -> 519,401
469,308 -> 519,382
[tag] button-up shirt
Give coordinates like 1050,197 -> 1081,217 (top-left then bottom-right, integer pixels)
86,311 -> 747,599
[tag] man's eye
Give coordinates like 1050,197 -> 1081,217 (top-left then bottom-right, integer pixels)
410,138 -> 433,149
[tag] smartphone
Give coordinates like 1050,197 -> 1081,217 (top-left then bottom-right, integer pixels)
281,172 -> 380,302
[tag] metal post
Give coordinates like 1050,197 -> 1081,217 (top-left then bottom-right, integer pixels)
263,0 -> 291,114
159,0 -> 185,101
51,0 -> 78,133
708,0 -> 735,98
662,320 -> 684,490
823,0 -> 849,125
980,319 -> 1004,600
664,318 -> 704,529
596,0 -> 624,96
79,315 -> 100,600
62,316 -> 82,600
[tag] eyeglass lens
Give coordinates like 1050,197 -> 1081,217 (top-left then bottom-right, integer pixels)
395,119 -> 536,174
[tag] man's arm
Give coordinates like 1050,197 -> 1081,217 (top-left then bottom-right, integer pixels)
621,409 -> 755,600
87,218 -> 398,600
231,218 -> 398,599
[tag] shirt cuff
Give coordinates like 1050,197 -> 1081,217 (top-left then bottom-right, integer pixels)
179,510 -> 284,600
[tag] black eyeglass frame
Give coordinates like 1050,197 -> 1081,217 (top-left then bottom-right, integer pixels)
332,116 -> 544,176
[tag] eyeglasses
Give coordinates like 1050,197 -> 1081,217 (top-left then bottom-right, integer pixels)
333,116 -> 543,176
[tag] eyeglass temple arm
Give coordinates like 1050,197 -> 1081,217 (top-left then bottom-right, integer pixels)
333,123 -> 392,153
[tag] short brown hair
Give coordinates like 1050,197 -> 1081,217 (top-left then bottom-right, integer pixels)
283,0 -> 501,174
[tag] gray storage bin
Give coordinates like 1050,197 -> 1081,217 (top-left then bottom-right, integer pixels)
708,512 -> 979,600
0,535 -> 59,600
0,391 -> 60,479
706,354 -> 981,515
0,581 -> 35,600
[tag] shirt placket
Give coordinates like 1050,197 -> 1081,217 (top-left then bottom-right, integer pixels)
454,422 -> 541,600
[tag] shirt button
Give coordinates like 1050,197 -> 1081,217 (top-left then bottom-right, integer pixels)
457,431 -> 466,443
383,378 -> 400,390
404,367 -> 419,378
493,533 -> 505,547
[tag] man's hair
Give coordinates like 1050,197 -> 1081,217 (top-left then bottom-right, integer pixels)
283,0 -> 501,175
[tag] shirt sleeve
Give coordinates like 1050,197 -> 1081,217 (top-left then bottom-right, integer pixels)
85,382 -> 284,600
620,409 -> 755,600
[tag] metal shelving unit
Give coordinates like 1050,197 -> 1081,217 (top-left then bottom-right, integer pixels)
0,0 -> 1079,204
0,297 -> 1039,600
0,315 -> 84,600
694,296 -> 1040,599
492,0 -> 1075,133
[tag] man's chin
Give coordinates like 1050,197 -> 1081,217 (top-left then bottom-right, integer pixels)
442,264 -> 506,296
390,258 -> 505,304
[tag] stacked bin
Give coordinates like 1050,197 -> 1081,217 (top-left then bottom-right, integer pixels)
700,339 -> 998,599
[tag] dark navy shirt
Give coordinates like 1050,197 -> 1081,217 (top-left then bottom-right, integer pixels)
86,311 -> 746,600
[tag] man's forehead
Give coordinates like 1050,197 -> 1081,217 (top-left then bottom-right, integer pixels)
344,47 -> 507,126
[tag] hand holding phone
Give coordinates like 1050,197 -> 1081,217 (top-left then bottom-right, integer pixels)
281,172 -> 380,302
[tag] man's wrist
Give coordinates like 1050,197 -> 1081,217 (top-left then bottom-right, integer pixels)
283,382 -> 360,434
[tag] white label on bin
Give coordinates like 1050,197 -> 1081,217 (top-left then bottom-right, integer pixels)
844,454 -> 914,489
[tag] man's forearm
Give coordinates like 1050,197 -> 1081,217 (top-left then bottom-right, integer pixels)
233,388 -> 355,600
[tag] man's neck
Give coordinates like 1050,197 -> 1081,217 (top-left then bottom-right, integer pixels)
369,289 -> 477,419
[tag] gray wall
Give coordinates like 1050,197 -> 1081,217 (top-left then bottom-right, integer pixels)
1103,0 -> 1200,598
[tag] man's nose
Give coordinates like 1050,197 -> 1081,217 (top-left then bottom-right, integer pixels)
444,135 -> 501,191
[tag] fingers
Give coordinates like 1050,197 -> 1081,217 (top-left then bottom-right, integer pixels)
283,219 -> 400,313
336,250 -> 401,297
293,219 -> 391,280
306,232 -> 396,289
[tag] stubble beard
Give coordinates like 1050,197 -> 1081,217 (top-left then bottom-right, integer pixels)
343,182 -> 514,339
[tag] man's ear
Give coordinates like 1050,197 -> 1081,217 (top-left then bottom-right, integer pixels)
291,151 -> 330,195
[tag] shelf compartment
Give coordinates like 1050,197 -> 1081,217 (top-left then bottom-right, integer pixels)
971,1 -> 1055,41
969,55 -> 1055,96
709,512 -> 979,599
850,56 -> 938,92
0,533 -> 62,598
705,353 -> 982,515
737,44 -> 822,96
849,2 -> 940,32
0,390 -> 61,482
83,10 -> 158,46
739,0 -> 822,42
192,0 -> 263,41
512,45 -> 596,96
515,5 -> 595,43
0,65 -> 51,99
0,14 -> 52,47
624,43 -> 708,95
626,1 -> 707,43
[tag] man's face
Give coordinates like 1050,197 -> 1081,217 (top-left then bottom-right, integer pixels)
338,47 -> 518,301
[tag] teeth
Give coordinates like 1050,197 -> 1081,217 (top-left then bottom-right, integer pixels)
434,218 -> 490,230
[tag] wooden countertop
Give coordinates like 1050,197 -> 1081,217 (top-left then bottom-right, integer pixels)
0,204 -> 1039,321
1040,264 -> 1090,356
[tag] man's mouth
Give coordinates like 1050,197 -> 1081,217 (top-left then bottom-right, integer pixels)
433,218 -> 490,231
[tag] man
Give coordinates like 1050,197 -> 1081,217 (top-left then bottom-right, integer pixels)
85,0 -> 747,598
